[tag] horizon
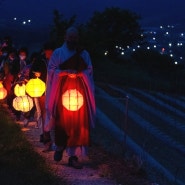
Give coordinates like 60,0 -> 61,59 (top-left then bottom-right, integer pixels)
1,0 -> 185,53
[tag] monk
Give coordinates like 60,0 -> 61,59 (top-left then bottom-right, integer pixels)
45,27 -> 96,169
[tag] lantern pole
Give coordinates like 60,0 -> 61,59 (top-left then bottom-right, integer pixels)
123,95 -> 129,150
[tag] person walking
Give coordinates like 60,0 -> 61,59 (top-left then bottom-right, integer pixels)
2,48 -> 20,116
29,42 -> 55,148
45,27 -> 96,169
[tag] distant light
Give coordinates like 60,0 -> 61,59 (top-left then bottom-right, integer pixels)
13,17 -> 17,21
153,45 -> 156,48
28,19 -> 31,23
165,32 -> 169,35
121,52 -> 124,55
22,21 -> 26,25
177,43 -> 182,46
169,43 -> 172,47
147,46 -> 150,50
153,37 -> 156,40
104,51 -> 108,55
160,26 -> 163,29
167,25 -> 174,28
127,46 -> 130,49
132,49 -> 135,52
170,54 -> 173,57
180,33 -> 184,37
137,45 -> 140,48
174,61 -> 178,65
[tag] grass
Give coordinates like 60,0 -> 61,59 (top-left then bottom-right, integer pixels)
92,56 -> 184,184
93,56 -> 185,95
0,104 -> 67,185
90,122 -> 151,185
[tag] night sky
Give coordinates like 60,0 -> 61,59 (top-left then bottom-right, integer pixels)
1,0 -> 185,50
1,0 -> 185,29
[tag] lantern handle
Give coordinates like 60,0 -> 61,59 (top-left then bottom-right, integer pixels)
12,80 -> 26,86
58,70 -> 84,78
33,71 -> 41,78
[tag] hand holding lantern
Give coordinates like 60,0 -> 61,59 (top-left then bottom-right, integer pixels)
0,81 -> 7,100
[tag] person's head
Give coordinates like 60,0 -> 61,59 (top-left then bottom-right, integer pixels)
30,52 -> 40,64
1,46 -> 9,57
2,36 -> 12,48
8,48 -> 17,61
43,41 -> 55,60
18,47 -> 28,61
64,27 -> 79,50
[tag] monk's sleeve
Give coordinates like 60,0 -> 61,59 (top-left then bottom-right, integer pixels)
45,49 -> 60,111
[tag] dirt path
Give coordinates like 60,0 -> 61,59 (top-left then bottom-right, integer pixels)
18,121 -> 118,185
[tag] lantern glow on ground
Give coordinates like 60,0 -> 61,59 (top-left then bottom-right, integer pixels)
62,89 -> 83,111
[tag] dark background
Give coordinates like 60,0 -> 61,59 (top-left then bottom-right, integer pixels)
1,0 -> 185,52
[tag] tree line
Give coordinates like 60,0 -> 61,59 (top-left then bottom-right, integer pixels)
49,7 -> 144,59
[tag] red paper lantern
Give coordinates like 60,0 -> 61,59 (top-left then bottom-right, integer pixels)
62,89 -> 83,111
13,95 -> 33,112
0,81 -> 7,100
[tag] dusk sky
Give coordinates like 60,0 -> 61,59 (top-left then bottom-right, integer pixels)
1,0 -> 185,50
1,0 -> 185,30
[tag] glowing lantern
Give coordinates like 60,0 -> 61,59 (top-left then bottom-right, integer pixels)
0,81 -> 7,100
62,89 -> 83,111
25,78 -> 46,97
14,83 -> 26,97
13,95 -> 33,112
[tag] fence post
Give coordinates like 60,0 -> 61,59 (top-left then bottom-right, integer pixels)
124,95 -> 129,149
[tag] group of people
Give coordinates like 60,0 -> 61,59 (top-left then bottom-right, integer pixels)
0,27 -> 96,169
0,35 -> 55,139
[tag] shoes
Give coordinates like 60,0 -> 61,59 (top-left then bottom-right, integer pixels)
23,119 -> 29,127
54,150 -> 63,162
40,134 -> 44,143
35,123 -> 39,129
68,156 -> 83,169
43,131 -> 51,144
42,142 -> 52,153
28,116 -> 35,122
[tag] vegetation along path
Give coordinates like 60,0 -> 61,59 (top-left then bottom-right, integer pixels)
96,82 -> 185,185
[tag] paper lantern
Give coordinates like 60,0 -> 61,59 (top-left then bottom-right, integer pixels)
14,83 -> 26,97
62,89 -> 83,111
13,95 -> 33,112
0,81 -> 7,100
25,78 -> 46,97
